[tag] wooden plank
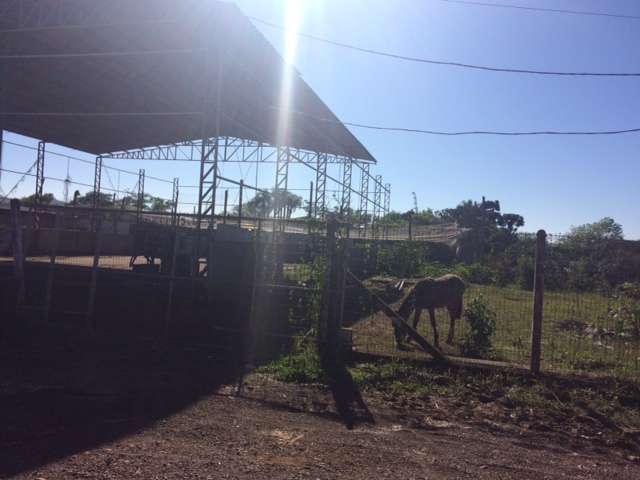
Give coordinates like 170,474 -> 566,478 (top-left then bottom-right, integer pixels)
346,270 -> 449,364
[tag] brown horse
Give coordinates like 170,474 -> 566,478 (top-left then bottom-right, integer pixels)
395,274 -> 466,348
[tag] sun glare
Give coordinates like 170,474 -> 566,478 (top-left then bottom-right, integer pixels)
276,0 -> 303,147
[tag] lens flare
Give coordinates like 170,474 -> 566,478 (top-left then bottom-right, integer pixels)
276,0 -> 302,147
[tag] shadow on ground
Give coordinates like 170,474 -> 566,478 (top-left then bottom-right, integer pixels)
0,327 -> 246,478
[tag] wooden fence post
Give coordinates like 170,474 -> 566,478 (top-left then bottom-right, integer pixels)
530,229 -> 546,374
44,211 -> 62,324
238,181 -> 244,227
86,213 -> 103,332
223,190 -> 228,224
164,217 -> 180,338
10,199 -> 25,311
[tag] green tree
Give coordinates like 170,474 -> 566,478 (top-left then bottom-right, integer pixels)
74,191 -> 114,207
20,193 -> 55,206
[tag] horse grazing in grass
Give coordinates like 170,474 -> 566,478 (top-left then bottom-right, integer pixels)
394,274 -> 466,348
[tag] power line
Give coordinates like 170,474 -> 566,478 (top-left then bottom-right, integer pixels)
438,0 -> 640,21
249,16 -> 640,77
228,58 -> 640,137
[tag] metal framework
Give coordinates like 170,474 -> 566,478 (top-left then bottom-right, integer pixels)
314,152 -> 328,218
136,168 -> 145,223
384,183 -> 391,216
274,146 -> 290,219
358,163 -> 370,223
35,140 -> 45,205
102,136 -> 389,224
92,156 -> 102,210
340,158 -> 352,215
196,137 -> 218,228
373,175 -> 383,221
171,177 -> 179,225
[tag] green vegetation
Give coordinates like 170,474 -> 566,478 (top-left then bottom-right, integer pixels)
258,338 -> 326,384
461,296 -> 497,358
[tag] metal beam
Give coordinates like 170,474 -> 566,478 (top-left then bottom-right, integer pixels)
358,163 -> 370,223
103,136 -> 373,164
340,158 -> 353,215
92,155 -> 102,210
136,168 -> 145,223
314,152 -> 327,218
274,146 -> 290,219
196,137 -> 218,226
35,140 -> 45,204
171,177 -> 179,225
373,175 -> 383,221
384,183 -> 391,215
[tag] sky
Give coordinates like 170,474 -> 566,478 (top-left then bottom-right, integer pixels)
1,0 -> 639,237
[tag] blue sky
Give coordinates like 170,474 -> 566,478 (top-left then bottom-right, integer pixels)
2,0 -> 639,237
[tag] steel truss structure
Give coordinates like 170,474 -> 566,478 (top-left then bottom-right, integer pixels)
102,135 -> 391,227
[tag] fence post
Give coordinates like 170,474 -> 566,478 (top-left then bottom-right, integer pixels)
223,189 -> 228,224
320,219 -> 344,366
238,181 -> 243,227
10,199 -> 26,311
164,216 -> 180,338
44,211 -> 62,324
408,212 -> 413,241
86,213 -> 103,332
238,219 -> 264,395
530,229 -> 546,374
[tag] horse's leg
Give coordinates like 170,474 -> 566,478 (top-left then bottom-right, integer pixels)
412,307 -> 422,330
428,307 -> 439,347
446,306 -> 455,345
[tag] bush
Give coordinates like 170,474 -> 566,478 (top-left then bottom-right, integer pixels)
461,296 -> 496,358
460,263 -> 495,285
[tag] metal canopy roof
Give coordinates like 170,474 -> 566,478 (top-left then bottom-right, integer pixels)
0,0 -> 375,162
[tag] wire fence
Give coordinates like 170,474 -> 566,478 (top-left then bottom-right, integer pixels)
1,204 -> 638,387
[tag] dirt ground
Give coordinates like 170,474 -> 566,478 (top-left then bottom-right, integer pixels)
2,341 -> 639,480
10,392 -> 640,480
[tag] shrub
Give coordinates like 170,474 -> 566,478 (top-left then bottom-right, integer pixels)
461,296 -> 496,358
461,262 -> 495,285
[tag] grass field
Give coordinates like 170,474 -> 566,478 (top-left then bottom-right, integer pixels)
351,284 -> 640,379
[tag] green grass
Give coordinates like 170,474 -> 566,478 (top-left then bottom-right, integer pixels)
351,284 -> 640,379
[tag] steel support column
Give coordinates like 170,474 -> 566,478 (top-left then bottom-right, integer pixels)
314,152 -> 328,219
373,175 -> 383,221
136,168 -> 145,223
35,140 -> 45,205
171,177 -> 179,226
274,146 -> 290,219
340,158 -> 353,215
197,137 -> 219,229
92,156 -> 102,210
384,183 -> 391,215
358,163 -> 369,223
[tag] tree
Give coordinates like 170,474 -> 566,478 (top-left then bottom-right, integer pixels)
565,217 -> 623,244
20,193 -> 55,206
237,189 -> 303,219
75,191 -> 114,207
441,198 -> 525,261
240,190 -> 273,218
